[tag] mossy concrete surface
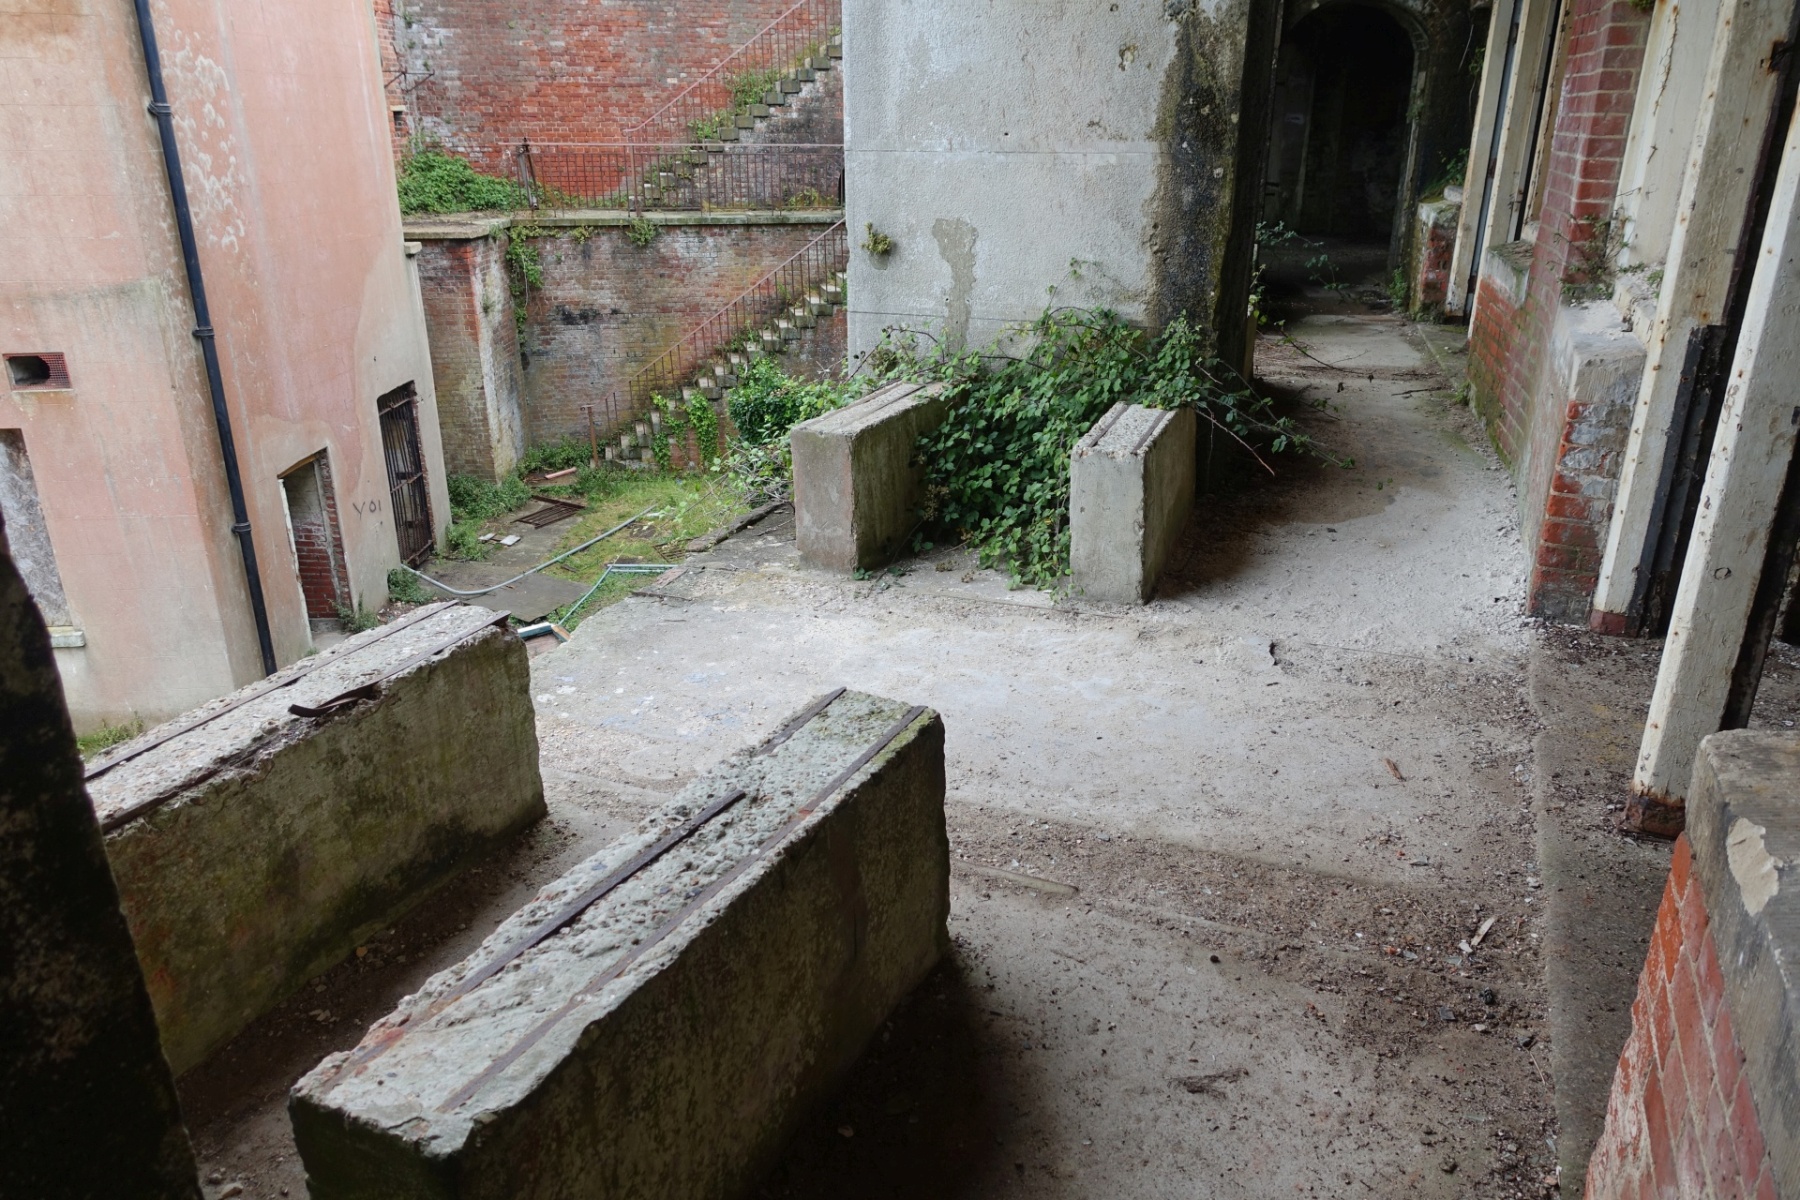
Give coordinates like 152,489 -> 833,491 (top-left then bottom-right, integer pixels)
290,690 -> 947,1200
89,603 -> 545,1075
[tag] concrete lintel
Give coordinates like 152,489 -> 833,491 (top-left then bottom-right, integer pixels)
1684,731 -> 1800,1193
403,208 -> 845,241
1070,403 -> 1196,605
291,689 -> 948,1200
793,381 -> 949,572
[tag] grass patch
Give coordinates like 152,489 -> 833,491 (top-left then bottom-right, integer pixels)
78,718 -> 143,760
542,473 -> 745,627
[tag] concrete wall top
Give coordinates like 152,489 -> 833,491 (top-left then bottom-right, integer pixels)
1684,730 -> 1800,1192
86,603 -> 501,829
1074,402 -> 1183,460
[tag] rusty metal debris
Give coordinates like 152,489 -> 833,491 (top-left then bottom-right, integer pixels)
514,494 -> 587,528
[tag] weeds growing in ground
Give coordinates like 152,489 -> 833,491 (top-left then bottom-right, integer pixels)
78,718 -> 143,760
722,356 -> 856,502
387,567 -> 433,605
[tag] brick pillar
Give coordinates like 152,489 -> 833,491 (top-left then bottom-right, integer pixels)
1465,0 -> 1652,624
1584,731 -> 1800,1197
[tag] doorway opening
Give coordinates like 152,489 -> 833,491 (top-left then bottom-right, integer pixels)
279,452 -> 350,624
1262,2 -> 1418,288
377,383 -> 435,567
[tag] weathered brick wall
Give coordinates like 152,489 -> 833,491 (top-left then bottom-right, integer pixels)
520,221 -> 836,446
371,0 -> 410,159
291,459 -> 348,620
415,237 -> 525,480
1412,199 -> 1461,310
1584,835 -> 1777,1199
1466,0 -> 1651,623
379,0 -> 805,168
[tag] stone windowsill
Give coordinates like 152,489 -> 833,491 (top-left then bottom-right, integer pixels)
47,626 -> 84,649
1481,239 -> 1534,308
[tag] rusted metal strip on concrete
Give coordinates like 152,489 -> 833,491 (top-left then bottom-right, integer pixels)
332,787 -> 753,1077
96,610 -> 509,835
327,691 -> 851,1079
437,703 -> 929,1114
755,687 -> 847,755
84,604 -> 457,783
286,611 -> 511,718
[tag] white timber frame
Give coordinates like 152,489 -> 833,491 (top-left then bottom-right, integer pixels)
1448,0 -> 1523,313
1612,0 -> 1724,270
1591,0 -> 1795,619
1633,101 -> 1800,805
1464,0 -> 1564,329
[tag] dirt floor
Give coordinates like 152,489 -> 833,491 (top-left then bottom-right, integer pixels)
179,264 -> 1800,1197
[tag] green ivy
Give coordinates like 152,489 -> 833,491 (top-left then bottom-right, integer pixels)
397,150 -> 530,215
726,356 -> 847,445
649,389 -> 728,471
888,309 -> 1323,589
503,229 -> 545,336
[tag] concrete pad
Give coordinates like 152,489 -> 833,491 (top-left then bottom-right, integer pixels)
1070,403 -> 1196,604
792,381 -> 947,571
87,603 -> 545,1074
290,690 -> 947,1200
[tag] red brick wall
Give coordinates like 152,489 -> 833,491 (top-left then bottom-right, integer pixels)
519,221 -> 837,447
380,0 -> 809,167
289,458 -> 348,620
1465,0 -> 1650,623
1413,202 -> 1460,310
415,237 -> 525,479
371,0 -> 411,158
1584,836 -> 1777,1199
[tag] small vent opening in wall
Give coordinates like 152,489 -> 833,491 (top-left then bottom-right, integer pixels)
6,353 -> 70,391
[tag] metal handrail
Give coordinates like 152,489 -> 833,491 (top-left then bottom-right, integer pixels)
516,141 -> 842,213
577,219 -> 846,452
623,0 -> 839,145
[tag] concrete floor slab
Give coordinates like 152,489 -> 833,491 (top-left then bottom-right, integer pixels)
185,313 -> 1580,1198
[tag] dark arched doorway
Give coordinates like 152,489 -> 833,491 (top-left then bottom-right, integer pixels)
1263,4 -> 1417,256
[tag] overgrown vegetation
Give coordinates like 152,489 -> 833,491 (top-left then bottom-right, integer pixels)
445,473 -> 531,559
77,718 -> 143,761
627,217 -> 660,248
723,356 -> 854,502
1563,211 -> 1624,302
649,391 -> 723,471
336,601 -> 380,633
688,66 -> 787,140
397,150 -> 530,215
387,567 -> 433,605
1424,148 -> 1469,199
503,228 -> 546,336
867,309 -> 1326,589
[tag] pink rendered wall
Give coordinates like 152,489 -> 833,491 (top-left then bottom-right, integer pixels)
0,0 -> 448,729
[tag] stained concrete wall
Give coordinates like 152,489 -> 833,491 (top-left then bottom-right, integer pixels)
1,0 -> 450,730
292,690 -> 948,1200
0,517 -> 201,1200
407,211 -> 845,465
87,603 -> 544,1075
843,0 -> 1279,363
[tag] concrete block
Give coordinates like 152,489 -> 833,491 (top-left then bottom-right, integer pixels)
1070,402 -> 1196,604
792,381 -> 947,571
86,603 -> 545,1074
290,689 -> 948,1200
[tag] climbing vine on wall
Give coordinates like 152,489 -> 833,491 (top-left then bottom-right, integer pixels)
650,391 -> 723,471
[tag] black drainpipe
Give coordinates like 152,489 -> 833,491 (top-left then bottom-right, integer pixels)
130,0 -> 277,676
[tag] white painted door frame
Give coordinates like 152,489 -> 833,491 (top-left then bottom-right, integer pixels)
1447,0 -> 1523,315
1590,0 -> 1796,623
1631,99 -> 1800,825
